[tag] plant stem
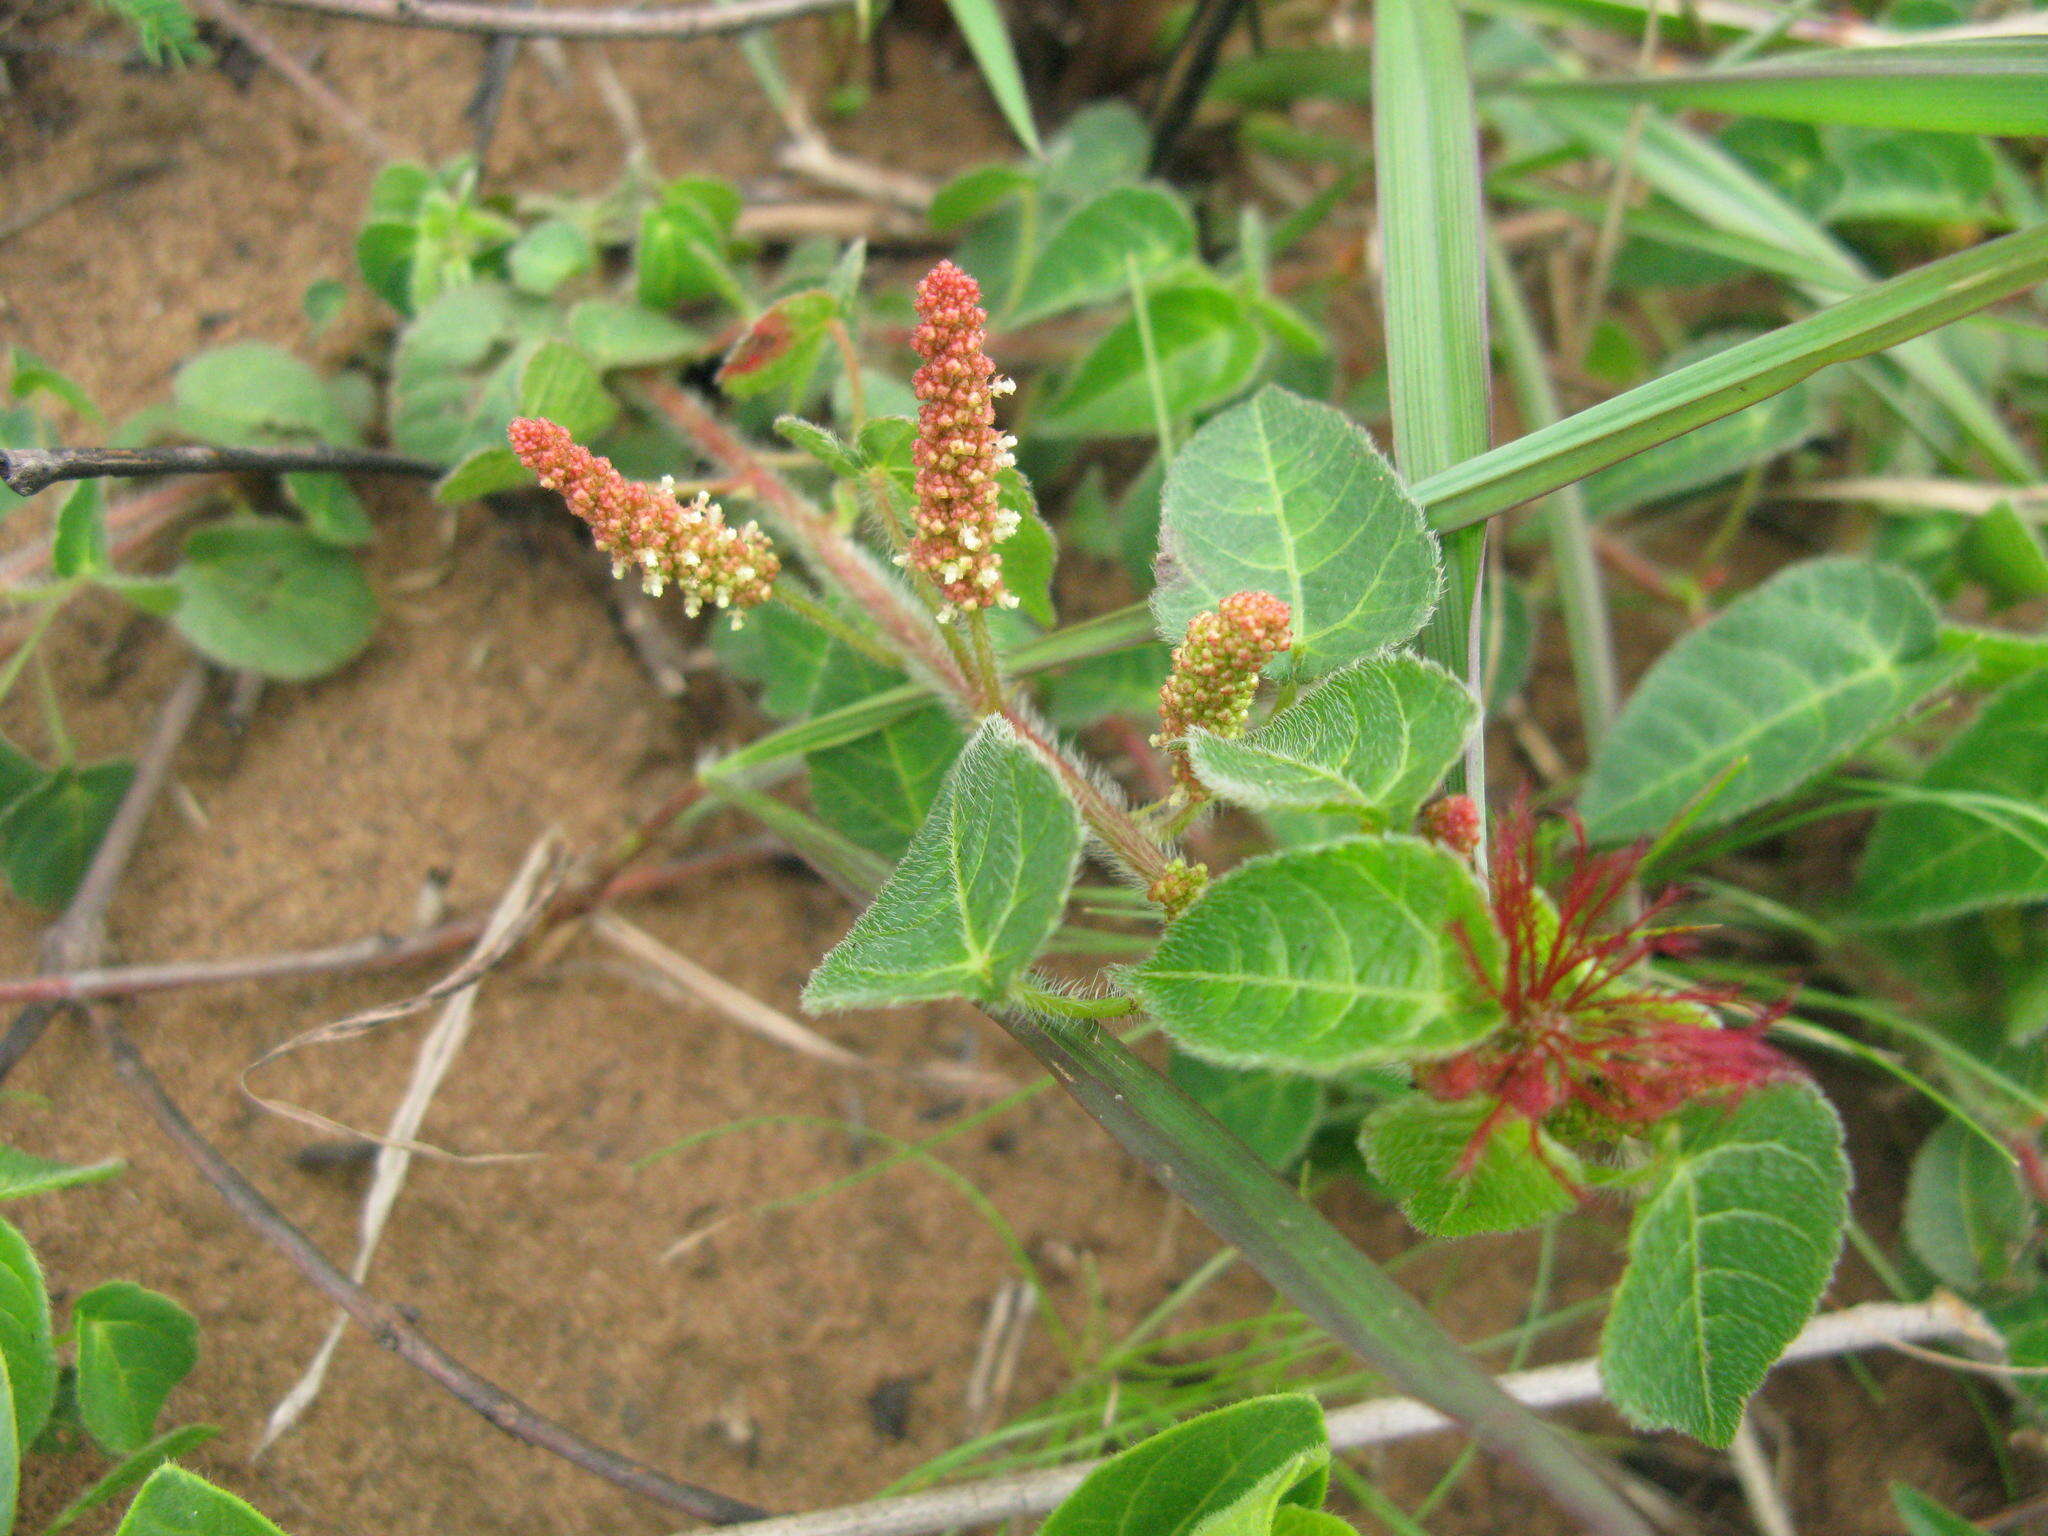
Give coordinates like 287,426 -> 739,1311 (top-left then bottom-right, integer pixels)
0,444 -> 439,497
829,319 -> 868,431
1127,254 -> 1178,459
239,0 -> 848,35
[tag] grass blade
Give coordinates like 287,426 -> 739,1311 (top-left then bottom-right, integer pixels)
1373,0 -> 1493,785
1532,100 -> 2040,478
1417,218 -> 2048,532
943,0 -> 1041,155
1503,39 -> 2048,135
992,1002 -> 1654,1536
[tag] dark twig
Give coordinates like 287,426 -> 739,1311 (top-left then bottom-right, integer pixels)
0,479 -> 215,587
0,445 -> 440,499
240,0 -> 848,38
183,0 -> 399,159
1146,0 -> 1252,173
0,665 -> 208,1084
0,839 -> 777,1009
91,1009 -> 768,1524
0,159 -> 177,248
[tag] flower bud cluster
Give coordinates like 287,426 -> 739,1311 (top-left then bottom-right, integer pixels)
1155,591 -> 1293,796
906,261 -> 1020,621
508,417 -> 778,623
1418,795 -> 1483,857
1148,858 -> 1211,919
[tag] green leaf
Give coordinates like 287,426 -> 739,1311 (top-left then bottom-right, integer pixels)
929,164 -> 1033,231
774,416 -> 860,478
1853,667 -> 2048,924
1152,386 -> 1442,679
44,1423 -> 219,1536
1893,1485 -> 1993,1536
507,218 -> 595,297
0,739 -> 38,818
1131,836 -> 1503,1076
0,1146 -> 121,1200
52,480 -> 109,578
1600,1083 -> 1849,1446
1508,41 -> 2048,136
114,1466 -> 292,1536
1939,623 -> 2048,690
636,201 -> 746,314
517,341 -> 616,442
1904,1117 -> 2033,1291
1009,186 -> 1197,327
1038,283 -> 1266,439
1038,641 -> 1173,730
0,761 -> 134,908
281,472 -> 373,546
808,704 -> 965,862
385,282 -> 538,464
804,718 -> 1082,1011
997,471 -> 1056,626
941,0 -> 1040,154
716,290 -> 838,404
171,522 -> 378,681
1962,502 -> 2048,607
1039,1395 -> 1329,1536
0,1348 -> 15,1536
565,300 -> 702,371
1169,1054 -> 1325,1170
432,447 -> 530,506
0,1218 -> 56,1449
1361,1096 -> 1579,1237
301,278 -> 347,334
1186,655 -> 1476,825
75,1283 -> 200,1456
171,343 -> 357,447
9,348 -> 99,422
355,221 -> 417,314
1579,559 -> 1956,842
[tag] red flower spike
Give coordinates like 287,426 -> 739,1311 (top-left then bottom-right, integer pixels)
1418,791 -> 1802,1168
508,417 -> 777,623
906,261 -> 1020,620
1419,795 -> 1483,857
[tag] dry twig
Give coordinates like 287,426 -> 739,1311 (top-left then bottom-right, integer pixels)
183,0 -> 399,159
239,0 -> 849,38
0,444 -> 438,499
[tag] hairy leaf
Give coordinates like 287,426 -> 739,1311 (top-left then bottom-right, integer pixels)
1131,836 -> 1502,1075
1579,559 -> 1955,842
0,1147 -> 122,1201
1600,1084 -> 1848,1445
0,1218 -> 56,1449
1010,186 -> 1197,327
115,1466 -> 292,1536
43,1425 -> 220,1536
75,1282 -> 200,1456
1039,1394 -> 1329,1536
1853,668 -> 2048,925
1186,654 -> 1476,825
1362,1096 -> 1578,1237
1153,386 -> 1442,679
0,761 -> 135,908
805,719 -> 1082,1011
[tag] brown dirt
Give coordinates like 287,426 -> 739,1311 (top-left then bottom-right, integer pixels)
0,10 -> 2028,1535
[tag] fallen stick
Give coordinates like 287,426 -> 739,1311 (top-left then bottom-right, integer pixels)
0,444 -> 440,498
183,0 -> 399,161
0,839 -> 779,1009
237,0 -> 849,39
703,1297 -> 1988,1536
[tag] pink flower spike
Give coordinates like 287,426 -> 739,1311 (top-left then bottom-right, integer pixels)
508,417 -> 778,623
907,261 -> 1020,620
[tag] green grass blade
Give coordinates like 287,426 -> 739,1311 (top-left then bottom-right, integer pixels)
1502,40 -> 2048,135
1485,236 -> 1618,743
991,1002 -> 1654,1536
1373,0 -> 1493,778
944,0 -> 1042,155
1417,218 -> 2048,533
1532,100 -> 2040,478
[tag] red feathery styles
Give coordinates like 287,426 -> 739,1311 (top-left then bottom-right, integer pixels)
1417,793 -> 1799,1169
908,261 -> 1020,619
508,417 -> 777,622
1156,590 -> 1293,797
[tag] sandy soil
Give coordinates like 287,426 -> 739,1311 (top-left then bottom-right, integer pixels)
0,7 -> 2023,1533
